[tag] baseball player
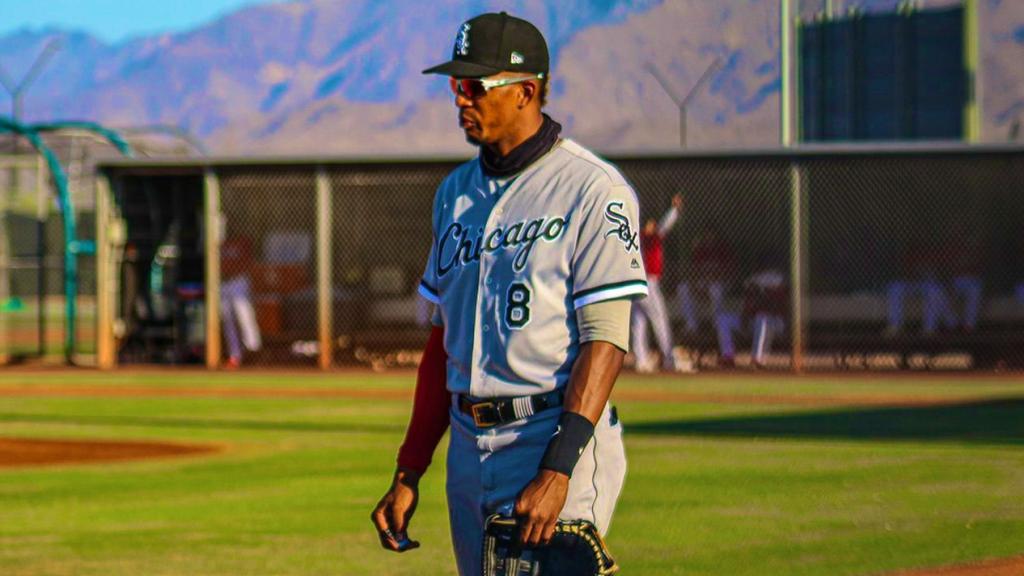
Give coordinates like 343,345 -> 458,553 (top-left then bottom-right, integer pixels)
371,12 -> 646,576
632,194 -> 686,373
884,236 -> 983,337
677,225 -> 736,335
220,235 -> 261,367
715,252 -> 787,368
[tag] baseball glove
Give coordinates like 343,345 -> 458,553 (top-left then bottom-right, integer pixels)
481,514 -> 619,576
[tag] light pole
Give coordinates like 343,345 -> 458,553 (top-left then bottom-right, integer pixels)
646,57 -> 723,148
0,38 -> 63,152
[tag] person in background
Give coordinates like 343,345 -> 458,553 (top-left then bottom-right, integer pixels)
930,225 -> 984,334
632,193 -> 690,373
220,235 -> 262,367
885,233 -> 982,338
678,225 -> 736,336
715,252 -> 787,368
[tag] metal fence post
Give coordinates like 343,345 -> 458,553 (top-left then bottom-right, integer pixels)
36,153 -> 47,356
204,168 -> 221,369
789,157 -> 807,373
0,160 -> 9,364
963,0 -> 981,143
781,0 -> 801,147
316,167 -> 333,370
95,172 -> 116,369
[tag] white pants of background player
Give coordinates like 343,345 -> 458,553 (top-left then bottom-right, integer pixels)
677,280 -> 727,334
631,277 -> 676,371
715,312 -> 785,365
414,291 -> 433,328
886,276 -> 982,334
446,399 -> 626,576
220,276 -> 261,362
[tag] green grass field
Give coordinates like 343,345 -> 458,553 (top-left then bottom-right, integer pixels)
0,370 -> 1022,575
1,299 -> 97,357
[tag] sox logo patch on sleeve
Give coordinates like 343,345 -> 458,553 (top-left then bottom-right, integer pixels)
602,201 -> 639,253
418,139 -> 648,398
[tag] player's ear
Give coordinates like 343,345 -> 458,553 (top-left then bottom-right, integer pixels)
518,81 -> 537,108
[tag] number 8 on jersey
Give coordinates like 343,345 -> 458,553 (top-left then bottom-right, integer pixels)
505,283 -> 532,329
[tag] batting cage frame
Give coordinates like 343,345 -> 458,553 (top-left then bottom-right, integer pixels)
0,117 -> 133,366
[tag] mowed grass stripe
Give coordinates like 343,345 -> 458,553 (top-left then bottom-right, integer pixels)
1,371 -> 1022,408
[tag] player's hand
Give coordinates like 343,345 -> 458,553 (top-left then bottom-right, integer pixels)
371,468 -> 422,553
672,193 -> 684,210
513,469 -> 570,548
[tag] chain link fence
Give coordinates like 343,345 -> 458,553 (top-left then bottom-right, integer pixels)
799,151 -> 1024,370
328,164 -> 448,369
97,145 -> 1024,371
219,168 -> 319,366
0,154 -> 71,363
621,155 -> 793,370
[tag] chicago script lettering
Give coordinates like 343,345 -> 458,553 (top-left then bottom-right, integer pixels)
437,216 -> 567,276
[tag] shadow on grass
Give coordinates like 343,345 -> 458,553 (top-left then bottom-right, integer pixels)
625,398 -> 1024,445
0,413 -> 403,434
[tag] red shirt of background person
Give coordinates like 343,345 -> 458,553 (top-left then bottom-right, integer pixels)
692,226 -> 736,283
939,222 -> 985,280
641,194 -> 682,278
221,236 -> 254,280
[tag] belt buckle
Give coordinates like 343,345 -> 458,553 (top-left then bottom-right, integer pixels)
471,401 -> 498,428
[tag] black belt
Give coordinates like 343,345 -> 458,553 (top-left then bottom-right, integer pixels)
458,389 -> 564,428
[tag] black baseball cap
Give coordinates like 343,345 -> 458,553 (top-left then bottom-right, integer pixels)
422,12 -> 549,78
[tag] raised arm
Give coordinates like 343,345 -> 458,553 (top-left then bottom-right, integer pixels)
657,193 -> 683,236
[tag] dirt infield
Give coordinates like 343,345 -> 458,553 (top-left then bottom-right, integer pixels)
0,437 -> 219,468
887,555 -> 1024,576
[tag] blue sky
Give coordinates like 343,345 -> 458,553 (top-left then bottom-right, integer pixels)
0,0 -> 274,42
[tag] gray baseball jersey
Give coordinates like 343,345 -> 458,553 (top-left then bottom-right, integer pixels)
417,138 -> 648,397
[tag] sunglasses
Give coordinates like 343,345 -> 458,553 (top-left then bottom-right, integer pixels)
449,74 -> 545,99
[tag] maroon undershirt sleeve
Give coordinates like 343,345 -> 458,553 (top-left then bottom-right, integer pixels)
396,326 -> 450,475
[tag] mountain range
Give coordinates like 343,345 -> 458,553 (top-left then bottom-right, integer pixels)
1,0 -> 1022,156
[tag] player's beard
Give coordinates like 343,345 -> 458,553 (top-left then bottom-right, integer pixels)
460,115 -> 483,146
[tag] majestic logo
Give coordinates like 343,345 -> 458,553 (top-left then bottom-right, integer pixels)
437,215 -> 568,276
603,201 -> 639,253
454,23 -> 471,56
510,51 -> 525,65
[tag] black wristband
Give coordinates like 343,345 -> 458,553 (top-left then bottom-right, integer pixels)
539,411 -> 595,477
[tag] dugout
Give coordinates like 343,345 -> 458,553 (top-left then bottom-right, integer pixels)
96,158 -> 453,370
105,172 -> 206,364
95,143 -> 1024,372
